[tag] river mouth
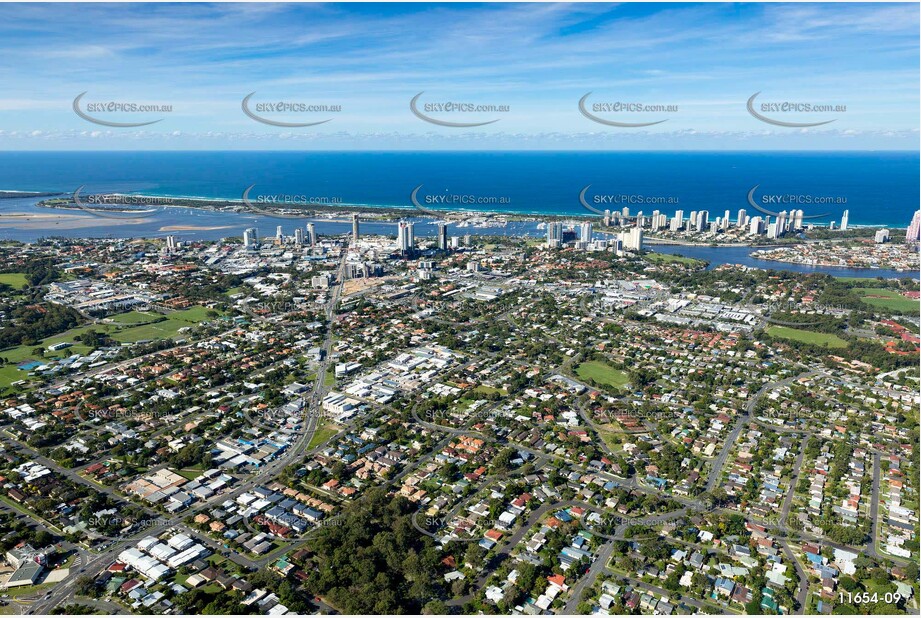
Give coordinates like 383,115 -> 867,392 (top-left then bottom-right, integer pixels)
0,194 -> 915,281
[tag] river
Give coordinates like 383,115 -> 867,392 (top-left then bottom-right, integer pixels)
0,196 -> 915,280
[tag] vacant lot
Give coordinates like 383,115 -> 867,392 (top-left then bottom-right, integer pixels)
766,325 -> 848,348
473,385 -> 506,396
576,360 -> 630,388
307,421 -> 339,449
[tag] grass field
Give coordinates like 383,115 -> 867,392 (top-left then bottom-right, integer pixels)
835,275 -> 883,281
110,319 -> 193,343
176,467 -> 204,481
473,385 -> 506,396
0,324 -> 101,365
0,365 -> 33,388
645,252 -> 705,266
307,421 -> 339,449
107,310 -> 164,325
576,360 -> 630,388
854,287 -> 920,312
105,306 -> 222,343
0,272 -> 28,289
598,428 -> 626,451
171,305 -> 220,322
766,325 -> 848,348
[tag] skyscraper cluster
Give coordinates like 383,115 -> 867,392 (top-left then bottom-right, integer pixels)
546,220 -> 641,252
243,224 -> 319,248
599,206 -> 844,239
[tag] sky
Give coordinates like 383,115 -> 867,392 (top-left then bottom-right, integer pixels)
0,2 -> 918,150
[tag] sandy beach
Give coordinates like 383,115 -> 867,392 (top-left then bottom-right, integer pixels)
0,212 -> 149,229
159,225 -> 235,231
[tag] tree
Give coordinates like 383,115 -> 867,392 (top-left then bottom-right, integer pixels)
451,577 -> 467,597
301,488 -> 446,613
464,543 -> 486,569
745,599 -> 763,615
492,447 -> 514,472
838,576 -> 859,592
869,568 -> 890,585
423,600 -> 447,614
74,575 -> 96,597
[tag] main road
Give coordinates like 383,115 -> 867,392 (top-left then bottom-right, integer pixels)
28,252 -> 349,615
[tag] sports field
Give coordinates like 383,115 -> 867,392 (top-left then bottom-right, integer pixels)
854,288 -> 920,312
576,360 -> 630,388
766,325 -> 848,348
0,273 -> 28,289
107,310 -> 164,325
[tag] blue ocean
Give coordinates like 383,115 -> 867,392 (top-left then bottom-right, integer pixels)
0,151 -> 917,226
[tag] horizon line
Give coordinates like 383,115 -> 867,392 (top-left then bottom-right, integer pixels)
1,149 -> 918,154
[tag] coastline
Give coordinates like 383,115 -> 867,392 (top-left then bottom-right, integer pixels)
34,192 -> 911,230
5,199 -> 917,279
36,194 -> 522,222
